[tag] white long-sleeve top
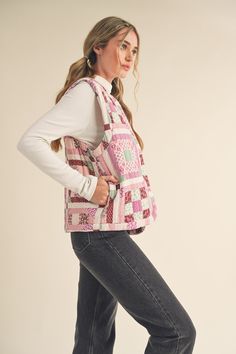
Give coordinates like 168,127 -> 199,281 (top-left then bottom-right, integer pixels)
16,74 -> 113,201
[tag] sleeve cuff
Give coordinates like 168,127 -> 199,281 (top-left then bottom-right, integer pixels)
81,175 -> 98,201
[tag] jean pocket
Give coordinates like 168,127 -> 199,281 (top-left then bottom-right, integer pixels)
70,232 -> 91,254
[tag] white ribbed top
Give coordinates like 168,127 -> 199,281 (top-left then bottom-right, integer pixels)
16,75 -> 113,201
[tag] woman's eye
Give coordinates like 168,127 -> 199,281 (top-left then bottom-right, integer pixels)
120,43 -> 138,56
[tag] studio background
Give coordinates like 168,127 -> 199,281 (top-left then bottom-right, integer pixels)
1,1 -> 235,353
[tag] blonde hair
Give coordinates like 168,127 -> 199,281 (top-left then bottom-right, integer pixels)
50,16 -> 144,152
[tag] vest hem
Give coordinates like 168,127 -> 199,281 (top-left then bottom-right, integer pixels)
64,216 -> 156,233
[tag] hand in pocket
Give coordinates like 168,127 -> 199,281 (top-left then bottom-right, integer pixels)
90,175 -> 119,205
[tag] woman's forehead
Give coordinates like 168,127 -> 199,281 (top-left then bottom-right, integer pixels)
115,29 -> 138,47
116,28 -> 131,39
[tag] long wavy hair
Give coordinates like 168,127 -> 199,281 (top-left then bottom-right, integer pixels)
50,16 -> 144,152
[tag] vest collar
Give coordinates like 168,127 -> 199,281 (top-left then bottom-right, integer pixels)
94,74 -> 112,94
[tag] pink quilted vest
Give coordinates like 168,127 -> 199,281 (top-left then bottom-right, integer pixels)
63,77 -> 158,235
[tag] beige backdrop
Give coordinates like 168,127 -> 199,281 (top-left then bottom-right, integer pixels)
1,1 -> 236,353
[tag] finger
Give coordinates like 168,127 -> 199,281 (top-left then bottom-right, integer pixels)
103,175 -> 119,183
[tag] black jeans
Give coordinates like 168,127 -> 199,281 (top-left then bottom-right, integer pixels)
70,230 -> 196,354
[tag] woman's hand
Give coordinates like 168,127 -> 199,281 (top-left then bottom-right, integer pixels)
90,175 -> 119,205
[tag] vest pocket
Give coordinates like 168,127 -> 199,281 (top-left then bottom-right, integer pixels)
100,182 -> 119,221
107,181 -> 118,200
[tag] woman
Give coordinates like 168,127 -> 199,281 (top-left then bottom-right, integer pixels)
17,16 -> 196,354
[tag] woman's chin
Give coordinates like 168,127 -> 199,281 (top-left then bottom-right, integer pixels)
118,71 -> 128,79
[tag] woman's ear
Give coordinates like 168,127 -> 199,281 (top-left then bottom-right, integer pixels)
93,45 -> 103,56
